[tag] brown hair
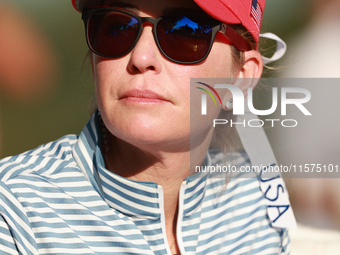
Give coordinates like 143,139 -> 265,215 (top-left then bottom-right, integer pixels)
229,24 -> 257,69
210,25 -> 258,154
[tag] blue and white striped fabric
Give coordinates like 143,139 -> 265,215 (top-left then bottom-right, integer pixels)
0,112 -> 290,254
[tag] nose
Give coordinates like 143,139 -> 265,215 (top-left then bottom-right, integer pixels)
127,25 -> 162,74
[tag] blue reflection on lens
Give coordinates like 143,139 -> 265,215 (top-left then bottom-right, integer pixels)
170,16 -> 211,34
124,18 -> 138,29
108,17 -> 138,37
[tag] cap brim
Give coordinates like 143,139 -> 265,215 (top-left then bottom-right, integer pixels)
193,0 -> 241,24
73,0 -> 241,24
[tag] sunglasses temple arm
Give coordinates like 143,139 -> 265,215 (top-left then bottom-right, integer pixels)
220,23 -> 251,52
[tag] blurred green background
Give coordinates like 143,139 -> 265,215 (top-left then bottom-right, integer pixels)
0,0 -> 94,157
0,0 -> 312,157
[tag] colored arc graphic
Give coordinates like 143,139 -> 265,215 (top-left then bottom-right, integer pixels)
196,87 -> 217,105
196,82 -> 223,106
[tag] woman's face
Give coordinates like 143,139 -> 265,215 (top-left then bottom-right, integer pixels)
92,0 -> 238,151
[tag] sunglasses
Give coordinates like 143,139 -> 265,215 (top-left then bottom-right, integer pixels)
82,7 -> 250,64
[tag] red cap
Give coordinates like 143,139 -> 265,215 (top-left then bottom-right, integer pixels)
72,0 -> 265,45
193,0 -> 265,45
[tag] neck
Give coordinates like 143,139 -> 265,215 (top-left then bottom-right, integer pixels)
105,134 -> 190,202
100,119 -> 214,255
103,135 -> 189,255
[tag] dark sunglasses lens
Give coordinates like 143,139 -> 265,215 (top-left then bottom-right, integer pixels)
157,16 -> 213,63
87,11 -> 139,57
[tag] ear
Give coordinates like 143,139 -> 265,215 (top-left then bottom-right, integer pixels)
220,50 -> 263,110
239,50 -> 263,79
236,50 -> 263,97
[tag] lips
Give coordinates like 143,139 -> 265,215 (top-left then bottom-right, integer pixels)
119,89 -> 170,104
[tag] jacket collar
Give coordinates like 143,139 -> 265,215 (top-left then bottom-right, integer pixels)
73,111 -> 209,217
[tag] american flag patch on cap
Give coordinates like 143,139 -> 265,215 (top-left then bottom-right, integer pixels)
250,0 -> 262,30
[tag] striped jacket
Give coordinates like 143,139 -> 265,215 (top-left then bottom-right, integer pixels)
0,112 -> 290,254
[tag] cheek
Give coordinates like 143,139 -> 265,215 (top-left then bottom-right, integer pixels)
92,56 -> 112,87
93,64 -> 107,109
186,44 -> 236,137
92,55 -> 106,97
203,43 -> 235,77
91,55 -> 123,105
92,53 -> 128,82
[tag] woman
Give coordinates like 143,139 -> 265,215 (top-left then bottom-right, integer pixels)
0,0 -> 293,254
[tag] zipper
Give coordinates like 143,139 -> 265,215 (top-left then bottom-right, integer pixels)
176,182 -> 186,255
158,186 -> 172,255
158,183 -> 186,255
